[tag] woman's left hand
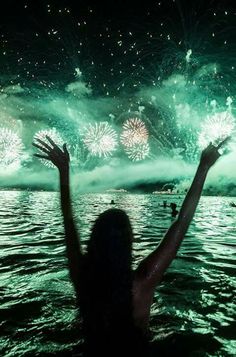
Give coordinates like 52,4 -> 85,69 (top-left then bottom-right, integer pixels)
33,136 -> 70,172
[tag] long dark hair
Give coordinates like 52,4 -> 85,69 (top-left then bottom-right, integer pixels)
79,208 -> 136,355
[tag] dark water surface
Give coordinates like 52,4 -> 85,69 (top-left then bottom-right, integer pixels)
0,191 -> 235,356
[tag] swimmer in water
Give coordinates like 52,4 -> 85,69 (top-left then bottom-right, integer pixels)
33,137 -> 228,357
170,203 -> 179,217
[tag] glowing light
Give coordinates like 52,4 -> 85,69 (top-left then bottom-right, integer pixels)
82,122 -> 118,157
34,128 -> 64,168
125,142 -> 150,161
120,118 -> 149,148
198,112 -> 235,149
0,128 -> 23,171
186,49 -> 192,63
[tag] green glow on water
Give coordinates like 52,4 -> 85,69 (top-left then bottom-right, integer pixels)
0,192 -> 235,356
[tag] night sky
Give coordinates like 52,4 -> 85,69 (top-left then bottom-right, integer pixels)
0,0 -> 236,193
1,0 -> 236,96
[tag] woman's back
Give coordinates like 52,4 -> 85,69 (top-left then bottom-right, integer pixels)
78,259 -> 149,356
77,209 -> 149,356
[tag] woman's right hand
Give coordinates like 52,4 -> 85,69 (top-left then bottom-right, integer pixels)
200,137 -> 229,169
32,136 -> 70,172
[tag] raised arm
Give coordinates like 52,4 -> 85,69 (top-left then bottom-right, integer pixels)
136,141 -> 227,289
33,136 -> 82,291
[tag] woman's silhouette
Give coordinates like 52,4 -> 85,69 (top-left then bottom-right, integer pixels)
33,136 -> 227,356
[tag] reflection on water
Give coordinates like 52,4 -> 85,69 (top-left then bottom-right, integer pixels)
0,191 -> 235,356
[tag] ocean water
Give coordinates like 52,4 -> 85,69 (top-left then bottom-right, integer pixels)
0,191 -> 235,356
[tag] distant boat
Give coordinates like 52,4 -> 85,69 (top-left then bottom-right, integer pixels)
152,190 -> 174,195
106,188 -> 128,193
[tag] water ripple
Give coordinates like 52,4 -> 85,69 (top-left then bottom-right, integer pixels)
0,191 -> 235,356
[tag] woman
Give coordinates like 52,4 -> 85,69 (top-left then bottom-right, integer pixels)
33,136 -> 227,356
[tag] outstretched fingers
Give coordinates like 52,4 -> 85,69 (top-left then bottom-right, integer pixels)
45,135 -> 57,147
63,143 -> 68,152
34,153 -> 50,160
217,136 -> 231,149
32,141 -> 60,164
33,137 -> 63,158
45,136 -> 62,154
32,142 -> 50,155
32,136 -> 70,170
35,138 -> 52,151
63,143 -> 70,160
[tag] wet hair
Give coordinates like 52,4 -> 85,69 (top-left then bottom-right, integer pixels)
87,208 -> 133,263
79,209 -> 139,355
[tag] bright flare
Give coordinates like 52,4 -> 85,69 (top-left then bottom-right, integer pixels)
125,142 -> 150,161
0,128 -> 23,171
120,117 -> 149,148
82,122 -> 118,157
198,111 -> 235,149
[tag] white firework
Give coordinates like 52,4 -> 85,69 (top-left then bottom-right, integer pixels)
0,128 -> 23,170
198,111 -> 235,149
82,122 -> 118,157
121,117 -> 149,148
34,128 -> 64,168
125,142 -> 150,161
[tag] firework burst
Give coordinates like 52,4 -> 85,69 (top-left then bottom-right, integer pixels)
198,111 -> 235,149
125,142 -> 150,161
82,122 -> 118,157
0,128 -> 23,170
34,128 -> 64,168
120,117 -> 149,148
